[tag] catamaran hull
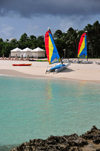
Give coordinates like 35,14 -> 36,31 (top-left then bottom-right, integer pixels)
55,63 -> 70,72
46,63 -> 70,73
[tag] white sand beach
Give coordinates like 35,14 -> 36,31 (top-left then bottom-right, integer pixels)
0,59 -> 100,82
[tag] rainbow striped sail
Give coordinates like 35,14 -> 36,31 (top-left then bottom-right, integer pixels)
78,33 -> 87,58
45,29 -> 60,64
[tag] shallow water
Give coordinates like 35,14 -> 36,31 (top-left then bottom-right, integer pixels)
0,76 -> 100,148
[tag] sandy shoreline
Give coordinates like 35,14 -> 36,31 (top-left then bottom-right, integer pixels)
0,59 -> 100,82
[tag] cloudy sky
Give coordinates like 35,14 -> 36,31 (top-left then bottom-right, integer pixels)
0,0 -> 100,40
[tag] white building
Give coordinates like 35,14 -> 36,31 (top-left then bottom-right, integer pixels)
31,47 -> 45,58
20,47 -> 32,58
11,48 -> 22,57
10,47 -> 45,58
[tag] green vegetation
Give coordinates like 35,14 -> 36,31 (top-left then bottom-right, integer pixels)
35,59 -> 48,62
0,20 -> 100,58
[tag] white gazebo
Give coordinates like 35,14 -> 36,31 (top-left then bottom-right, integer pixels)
11,48 -> 22,57
20,47 -> 32,58
31,47 -> 45,58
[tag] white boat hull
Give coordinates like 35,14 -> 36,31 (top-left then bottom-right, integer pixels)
46,63 -> 71,73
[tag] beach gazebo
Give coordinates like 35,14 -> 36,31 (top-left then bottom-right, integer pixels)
11,48 -> 22,57
20,47 -> 32,58
31,47 -> 45,58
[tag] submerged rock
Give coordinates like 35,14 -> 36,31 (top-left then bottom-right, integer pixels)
10,126 -> 100,151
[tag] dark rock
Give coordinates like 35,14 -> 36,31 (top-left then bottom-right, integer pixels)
68,137 -> 88,147
93,138 -> 100,144
69,147 -> 82,151
82,125 -> 100,140
10,126 -> 100,151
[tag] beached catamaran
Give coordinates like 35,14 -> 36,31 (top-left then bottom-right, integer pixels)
45,29 -> 70,72
77,32 -> 93,64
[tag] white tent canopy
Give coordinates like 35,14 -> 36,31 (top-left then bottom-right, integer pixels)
10,47 -> 45,58
22,47 -> 32,52
32,47 -> 45,52
31,47 -> 45,58
11,47 -> 21,52
11,47 -> 22,57
20,47 -> 32,57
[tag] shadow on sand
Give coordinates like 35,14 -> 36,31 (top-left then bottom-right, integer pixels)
56,68 -> 74,73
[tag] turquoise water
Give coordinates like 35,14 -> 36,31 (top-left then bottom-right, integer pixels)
0,76 -> 100,147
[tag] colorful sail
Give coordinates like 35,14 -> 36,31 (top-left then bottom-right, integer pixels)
78,33 -> 87,58
45,29 -> 60,64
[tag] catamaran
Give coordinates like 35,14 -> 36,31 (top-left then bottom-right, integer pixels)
77,32 -> 93,64
45,29 -> 70,72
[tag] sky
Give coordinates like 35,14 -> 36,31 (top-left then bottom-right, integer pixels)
0,0 -> 100,40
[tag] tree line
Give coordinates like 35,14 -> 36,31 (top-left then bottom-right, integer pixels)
0,20 -> 100,58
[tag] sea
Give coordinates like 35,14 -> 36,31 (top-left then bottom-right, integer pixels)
0,76 -> 100,151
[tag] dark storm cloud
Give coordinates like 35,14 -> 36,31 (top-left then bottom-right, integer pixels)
0,0 -> 100,17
